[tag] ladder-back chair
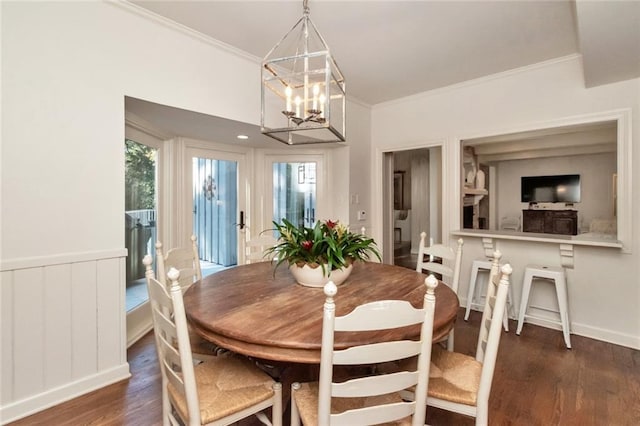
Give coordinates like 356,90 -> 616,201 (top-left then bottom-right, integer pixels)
426,254 -> 512,426
290,275 -> 439,426
143,255 -> 282,426
245,233 -> 278,264
155,237 -> 217,358
415,232 -> 463,351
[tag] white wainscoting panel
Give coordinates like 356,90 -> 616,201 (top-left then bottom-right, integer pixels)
1,270 -> 15,406
13,267 -> 45,401
44,264 -> 72,390
71,261 -> 98,381
0,251 -> 129,423
97,258 -> 124,370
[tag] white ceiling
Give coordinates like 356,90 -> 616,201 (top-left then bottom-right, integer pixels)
125,0 -> 639,144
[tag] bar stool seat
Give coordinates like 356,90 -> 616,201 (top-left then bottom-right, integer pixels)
516,264 -> 571,349
464,258 -> 513,331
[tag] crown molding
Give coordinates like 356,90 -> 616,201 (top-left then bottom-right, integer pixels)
125,111 -> 174,140
373,54 -> 583,109
109,1 -> 261,65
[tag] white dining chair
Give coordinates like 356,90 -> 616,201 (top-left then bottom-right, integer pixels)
144,255 -> 282,426
290,275 -> 438,426
245,232 -> 278,264
153,240 -> 218,359
416,232 -> 463,351
426,257 -> 512,426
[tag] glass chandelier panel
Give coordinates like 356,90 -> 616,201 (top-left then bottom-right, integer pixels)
261,1 -> 346,145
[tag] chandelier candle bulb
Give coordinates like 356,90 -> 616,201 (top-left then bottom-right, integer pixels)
312,84 -> 320,111
295,96 -> 302,118
319,93 -> 325,118
285,86 -> 292,112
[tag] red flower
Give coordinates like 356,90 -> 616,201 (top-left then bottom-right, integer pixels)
301,240 -> 313,251
326,220 -> 338,229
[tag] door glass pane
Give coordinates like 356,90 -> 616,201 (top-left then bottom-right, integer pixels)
273,162 -> 317,229
124,139 -> 157,311
193,157 -> 238,268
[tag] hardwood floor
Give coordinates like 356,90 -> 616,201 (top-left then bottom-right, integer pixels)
9,309 -> 639,425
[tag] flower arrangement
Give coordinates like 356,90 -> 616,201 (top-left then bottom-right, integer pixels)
266,218 -> 381,276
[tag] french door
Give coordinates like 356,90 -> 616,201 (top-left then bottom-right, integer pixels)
265,154 -> 325,234
185,146 -> 248,268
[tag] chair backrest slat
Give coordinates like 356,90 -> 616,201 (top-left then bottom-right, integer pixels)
162,357 -> 186,395
418,261 -> 452,277
421,244 -> 455,261
334,300 -> 426,331
330,401 -> 417,426
332,371 -> 419,398
155,235 -> 202,292
333,340 -> 422,365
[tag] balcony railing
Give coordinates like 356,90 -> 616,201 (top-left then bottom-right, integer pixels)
125,209 -> 157,284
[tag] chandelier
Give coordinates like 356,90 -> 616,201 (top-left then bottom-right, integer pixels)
261,0 -> 346,145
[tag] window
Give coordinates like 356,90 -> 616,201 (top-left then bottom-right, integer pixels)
124,139 -> 157,311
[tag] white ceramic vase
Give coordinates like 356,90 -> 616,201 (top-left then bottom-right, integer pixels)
289,263 -> 353,288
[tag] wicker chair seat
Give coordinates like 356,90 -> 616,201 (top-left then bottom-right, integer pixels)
427,345 -> 482,406
168,354 -> 276,424
292,381 -> 412,426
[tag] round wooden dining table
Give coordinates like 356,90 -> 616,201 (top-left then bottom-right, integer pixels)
183,261 -> 459,364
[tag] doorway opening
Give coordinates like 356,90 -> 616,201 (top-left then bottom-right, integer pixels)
383,146 -> 443,270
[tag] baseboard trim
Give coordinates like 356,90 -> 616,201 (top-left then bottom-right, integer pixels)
463,301 -> 640,350
127,323 -> 153,348
126,301 -> 152,348
0,364 -> 130,424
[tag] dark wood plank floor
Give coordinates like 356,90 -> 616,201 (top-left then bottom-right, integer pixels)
9,309 -> 640,425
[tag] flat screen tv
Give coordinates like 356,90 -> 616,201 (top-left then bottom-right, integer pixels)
521,174 -> 581,203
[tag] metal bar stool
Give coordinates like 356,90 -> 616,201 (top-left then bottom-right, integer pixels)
516,264 -> 571,349
464,254 -> 513,331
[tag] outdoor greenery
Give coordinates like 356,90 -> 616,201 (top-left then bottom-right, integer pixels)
266,218 -> 381,275
125,139 -> 156,210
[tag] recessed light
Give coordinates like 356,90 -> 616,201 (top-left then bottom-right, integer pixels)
237,134 -> 249,140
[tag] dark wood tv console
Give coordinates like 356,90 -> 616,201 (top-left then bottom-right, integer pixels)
522,209 -> 578,236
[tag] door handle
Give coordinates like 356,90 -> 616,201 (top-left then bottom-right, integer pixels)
237,211 -> 245,230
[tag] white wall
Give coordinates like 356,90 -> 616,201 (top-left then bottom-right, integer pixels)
1,2 -> 356,422
346,100 -> 372,231
371,55 -> 639,349
2,1 -> 260,260
497,152 -> 617,228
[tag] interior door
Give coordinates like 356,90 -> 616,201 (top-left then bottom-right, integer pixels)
186,147 -> 247,269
